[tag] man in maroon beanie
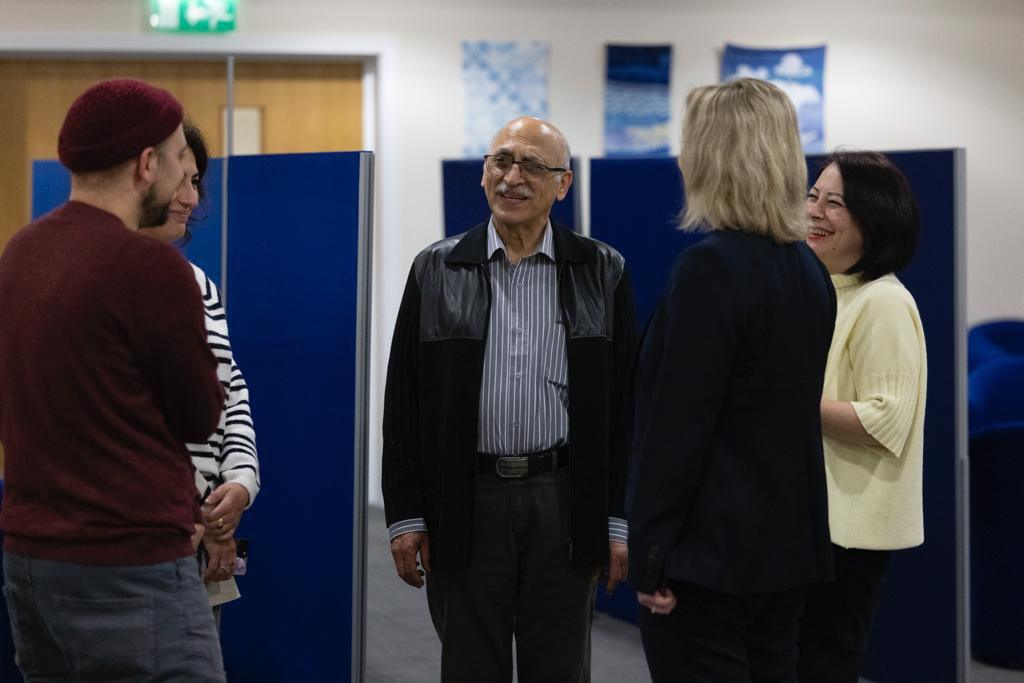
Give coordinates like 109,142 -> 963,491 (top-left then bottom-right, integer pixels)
0,78 -> 228,680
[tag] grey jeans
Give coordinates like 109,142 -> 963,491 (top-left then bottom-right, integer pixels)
3,551 -> 225,682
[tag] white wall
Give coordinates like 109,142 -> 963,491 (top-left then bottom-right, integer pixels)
3,0 -> 1023,507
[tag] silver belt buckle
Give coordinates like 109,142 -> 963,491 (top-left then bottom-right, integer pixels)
495,456 -> 529,479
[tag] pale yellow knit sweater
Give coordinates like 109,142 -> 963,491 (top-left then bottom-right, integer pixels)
823,273 -> 926,550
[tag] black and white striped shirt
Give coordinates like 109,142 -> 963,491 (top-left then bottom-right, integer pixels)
188,264 -> 261,507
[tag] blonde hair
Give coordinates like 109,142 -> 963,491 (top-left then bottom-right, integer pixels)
679,78 -> 807,243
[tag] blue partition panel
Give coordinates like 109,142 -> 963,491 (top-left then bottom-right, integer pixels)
28,153 -> 369,682
31,160 -> 70,219
442,157 -> 580,236
845,150 -> 959,682
590,157 -> 702,328
587,157 -> 703,624
222,152 -> 366,681
591,151 -> 962,682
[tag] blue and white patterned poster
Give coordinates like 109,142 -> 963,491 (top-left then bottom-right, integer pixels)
721,44 -> 826,152
604,45 -> 672,156
462,41 -> 550,157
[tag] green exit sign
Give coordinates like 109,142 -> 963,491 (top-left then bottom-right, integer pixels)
149,0 -> 237,33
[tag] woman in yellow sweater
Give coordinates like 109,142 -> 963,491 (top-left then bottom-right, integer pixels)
799,150 -> 927,682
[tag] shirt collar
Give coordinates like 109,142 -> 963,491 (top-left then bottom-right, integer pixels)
486,219 -> 555,262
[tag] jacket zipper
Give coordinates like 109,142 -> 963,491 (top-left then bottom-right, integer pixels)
558,261 -> 574,562
470,262 -> 493,553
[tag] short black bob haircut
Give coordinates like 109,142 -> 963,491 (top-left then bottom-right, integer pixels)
180,121 -> 210,245
820,150 -> 920,282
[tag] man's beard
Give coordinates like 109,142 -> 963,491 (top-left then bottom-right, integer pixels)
138,184 -> 172,228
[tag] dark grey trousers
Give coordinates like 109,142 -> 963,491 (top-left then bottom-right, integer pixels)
798,545 -> 892,683
3,551 -> 225,682
426,469 -> 599,683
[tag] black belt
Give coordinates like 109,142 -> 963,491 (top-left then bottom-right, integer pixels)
478,447 -> 569,479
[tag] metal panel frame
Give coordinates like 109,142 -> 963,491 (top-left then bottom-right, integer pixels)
954,147 -> 969,683
351,151 -> 375,683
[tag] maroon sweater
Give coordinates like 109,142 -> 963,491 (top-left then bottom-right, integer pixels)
0,201 -> 225,565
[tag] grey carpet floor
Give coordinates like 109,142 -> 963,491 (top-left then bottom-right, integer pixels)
365,506 -> 1021,682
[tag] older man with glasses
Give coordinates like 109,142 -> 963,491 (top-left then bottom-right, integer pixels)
383,116 -> 637,682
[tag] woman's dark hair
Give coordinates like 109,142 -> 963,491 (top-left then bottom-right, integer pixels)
825,150 -> 920,281
180,121 -> 210,244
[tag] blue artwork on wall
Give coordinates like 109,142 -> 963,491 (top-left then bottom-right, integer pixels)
721,44 -> 826,153
462,41 -> 550,157
604,44 -> 672,156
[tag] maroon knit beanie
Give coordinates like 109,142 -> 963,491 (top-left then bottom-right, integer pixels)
58,78 -> 184,173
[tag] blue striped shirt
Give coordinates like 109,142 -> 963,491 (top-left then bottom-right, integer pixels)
478,220 -> 568,453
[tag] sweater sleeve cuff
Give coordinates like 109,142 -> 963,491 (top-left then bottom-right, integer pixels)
609,517 -> 628,544
388,518 -> 428,542
221,472 -> 260,510
852,372 -> 920,457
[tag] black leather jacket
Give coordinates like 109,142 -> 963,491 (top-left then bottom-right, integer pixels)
383,221 -> 637,568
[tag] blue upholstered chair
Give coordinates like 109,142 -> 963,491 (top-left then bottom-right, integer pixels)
970,425 -> 1024,669
968,351 -> 1024,669
969,359 -> 1024,436
968,319 -> 1024,372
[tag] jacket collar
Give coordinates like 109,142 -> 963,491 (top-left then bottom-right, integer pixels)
445,217 -> 595,265
486,219 -> 556,262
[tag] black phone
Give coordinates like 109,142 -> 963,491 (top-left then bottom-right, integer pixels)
197,538 -> 248,576
234,538 -> 248,576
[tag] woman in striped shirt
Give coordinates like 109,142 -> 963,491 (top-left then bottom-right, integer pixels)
143,122 -> 261,605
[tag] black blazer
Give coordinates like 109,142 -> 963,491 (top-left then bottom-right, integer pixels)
628,229 -> 836,595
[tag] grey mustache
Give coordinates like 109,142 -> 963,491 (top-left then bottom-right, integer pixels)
496,181 -> 534,199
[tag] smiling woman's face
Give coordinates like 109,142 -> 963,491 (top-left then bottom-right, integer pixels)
145,147 -> 199,244
805,164 -> 864,275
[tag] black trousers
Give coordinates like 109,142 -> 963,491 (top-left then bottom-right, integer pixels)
639,580 -> 806,683
425,469 -> 599,683
797,544 -> 891,683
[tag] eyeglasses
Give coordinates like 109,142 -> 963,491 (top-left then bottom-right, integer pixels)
484,153 -> 567,181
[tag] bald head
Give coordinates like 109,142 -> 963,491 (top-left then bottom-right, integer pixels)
490,116 -> 571,168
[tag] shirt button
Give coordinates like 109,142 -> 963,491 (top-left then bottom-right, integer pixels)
514,372 -> 522,379
516,282 -> 524,288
